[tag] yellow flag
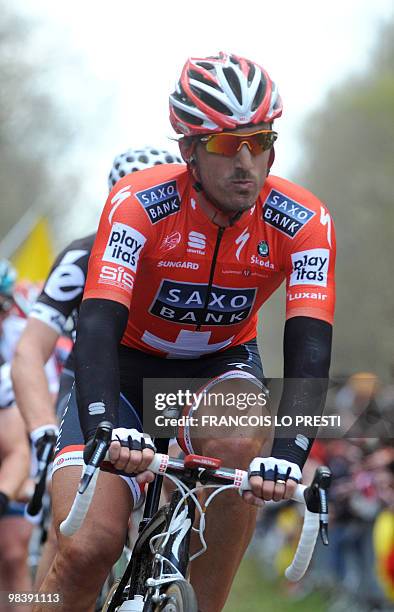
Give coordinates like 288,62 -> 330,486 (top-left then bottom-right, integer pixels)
11,217 -> 54,282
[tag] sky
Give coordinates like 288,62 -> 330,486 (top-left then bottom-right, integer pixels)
12,0 -> 394,236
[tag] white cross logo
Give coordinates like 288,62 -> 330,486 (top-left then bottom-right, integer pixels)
141,329 -> 234,359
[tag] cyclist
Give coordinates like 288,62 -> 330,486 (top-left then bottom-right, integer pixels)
0,261 -> 34,610
36,53 -> 335,612
11,147 -> 183,587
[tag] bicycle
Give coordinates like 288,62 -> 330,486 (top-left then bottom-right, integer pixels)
60,422 -> 331,611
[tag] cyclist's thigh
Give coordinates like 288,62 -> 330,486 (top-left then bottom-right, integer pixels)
177,339 -> 272,456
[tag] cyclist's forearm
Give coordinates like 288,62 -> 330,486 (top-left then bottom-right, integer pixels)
75,298 -> 129,441
271,316 -> 332,468
12,320 -> 59,432
12,352 -> 57,432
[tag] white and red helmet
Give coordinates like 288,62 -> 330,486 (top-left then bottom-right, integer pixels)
170,52 -> 283,136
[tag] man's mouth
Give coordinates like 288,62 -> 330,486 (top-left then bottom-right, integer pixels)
231,180 -> 255,189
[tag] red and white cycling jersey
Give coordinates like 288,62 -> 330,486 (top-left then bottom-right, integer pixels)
84,165 -> 336,359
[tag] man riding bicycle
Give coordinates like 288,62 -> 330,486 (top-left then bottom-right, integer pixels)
36,52 -> 335,612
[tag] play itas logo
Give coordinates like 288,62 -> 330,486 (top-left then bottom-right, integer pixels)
103,222 -> 146,272
263,189 -> 315,238
135,180 -> 180,224
290,248 -> 330,287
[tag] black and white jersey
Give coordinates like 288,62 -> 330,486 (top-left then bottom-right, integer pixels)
30,234 -> 95,337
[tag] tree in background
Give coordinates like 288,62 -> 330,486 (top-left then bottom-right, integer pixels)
289,18 -> 394,377
0,1 -> 111,255
0,1 -> 74,241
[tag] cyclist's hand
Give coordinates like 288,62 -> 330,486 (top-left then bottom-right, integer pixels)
243,457 -> 301,506
109,427 -> 156,484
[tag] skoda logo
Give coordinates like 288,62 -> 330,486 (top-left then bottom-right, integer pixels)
257,241 -> 269,257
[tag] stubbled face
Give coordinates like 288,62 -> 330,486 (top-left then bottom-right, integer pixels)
192,123 -> 272,214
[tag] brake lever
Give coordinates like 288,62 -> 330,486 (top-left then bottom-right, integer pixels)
317,466 -> 331,546
36,432 -> 57,477
79,421 -> 113,494
303,465 -> 331,545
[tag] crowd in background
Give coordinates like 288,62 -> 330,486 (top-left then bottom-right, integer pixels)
254,374 -> 394,611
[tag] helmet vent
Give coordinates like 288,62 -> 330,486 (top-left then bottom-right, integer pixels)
190,85 -> 233,116
247,61 -> 256,85
196,61 -> 215,71
174,106 -> 204,126
251,80 -> 264,112
188,69 -> 221,90
173,85 -> 195,107
222,66 -> 242,105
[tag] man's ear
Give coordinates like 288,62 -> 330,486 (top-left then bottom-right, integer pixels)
267,147 -> 275,176
179,138 -> 200,182
179,138 -> 195,164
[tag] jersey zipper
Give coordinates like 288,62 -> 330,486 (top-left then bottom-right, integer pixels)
196,226 -> 225,331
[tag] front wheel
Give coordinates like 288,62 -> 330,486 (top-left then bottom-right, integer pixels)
144,580 -> 198,612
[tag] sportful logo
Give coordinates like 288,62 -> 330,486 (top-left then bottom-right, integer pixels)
150,280 -> 257,326
263,189 -> 315,238
187,231 -> 206,254
102,222 -> 146,272
135,180 -> 180,224
88,402 -> 105,415
289,248 -> 330,287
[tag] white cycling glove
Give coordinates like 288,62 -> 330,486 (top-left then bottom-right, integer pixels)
248,457 -> 302,484
111,427 -> 155,453
30,424 -> 59,446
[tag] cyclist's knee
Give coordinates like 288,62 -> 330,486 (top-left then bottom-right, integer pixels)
0,543 -> 28,570
55,528 -> 123,585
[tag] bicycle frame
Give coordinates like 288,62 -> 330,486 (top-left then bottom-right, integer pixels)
109,441 -> 198,609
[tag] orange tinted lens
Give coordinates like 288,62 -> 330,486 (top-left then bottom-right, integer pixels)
204,131 -> 277,156
205,134 -> 244,156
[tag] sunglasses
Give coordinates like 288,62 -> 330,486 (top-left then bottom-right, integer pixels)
199,129 -> 278,157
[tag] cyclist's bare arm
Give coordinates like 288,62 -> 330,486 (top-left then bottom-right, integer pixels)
11,318 -> 59,432
0,405 -> 30,499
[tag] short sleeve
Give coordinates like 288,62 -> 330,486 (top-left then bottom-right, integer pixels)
284,203 -> 336,324
83,179 -> 153,309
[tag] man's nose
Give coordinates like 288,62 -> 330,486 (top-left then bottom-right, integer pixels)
234,143 -> 254,168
